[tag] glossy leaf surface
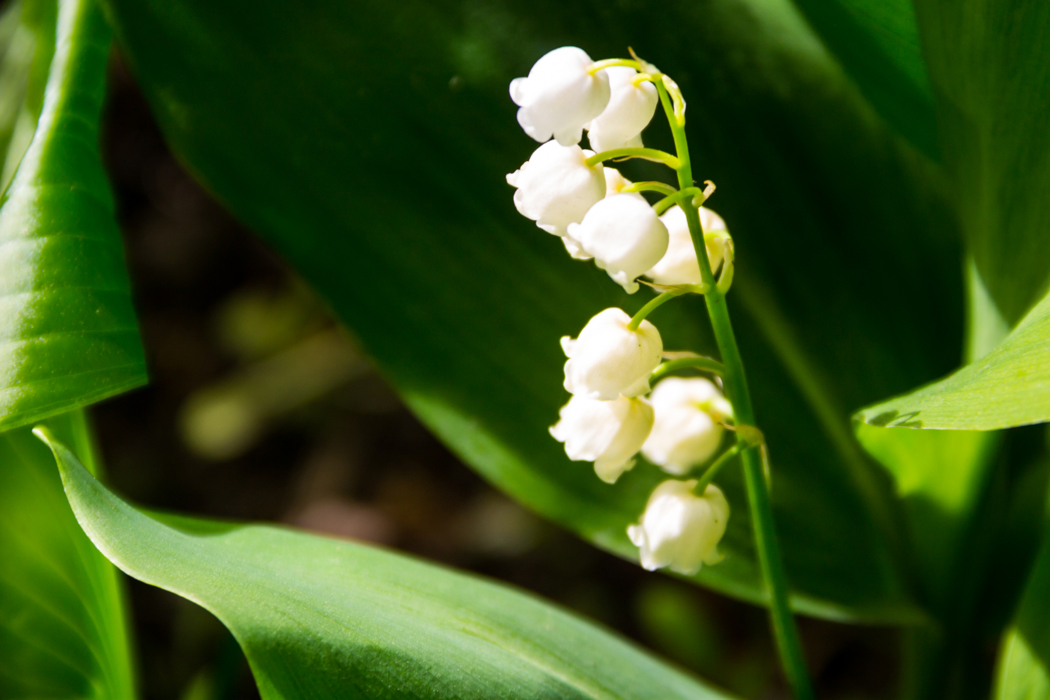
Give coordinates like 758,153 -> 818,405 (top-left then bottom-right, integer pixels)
915,0 -> 1050,322
0,0 -> 146,433
41,430 -> 734,700
102,0 -> 970,621
0,411 -> 135,698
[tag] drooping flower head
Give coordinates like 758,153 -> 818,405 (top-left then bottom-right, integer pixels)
645,205 -> 728,286
550,394 -> 654,483
562,168 -> 646,260
586,66 -> 659,152
641,377 -> 732,474
562,308 -> 663,400
507,141 -> 606,238
510,47 -> 611,146
569,194 -> 669,293
628,480 -> 729,575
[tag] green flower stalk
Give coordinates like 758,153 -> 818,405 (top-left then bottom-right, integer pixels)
507,46 -> 815,700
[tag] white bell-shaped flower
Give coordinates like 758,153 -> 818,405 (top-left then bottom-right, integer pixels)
586,66 -> 659,152
568,194 -> 669,294
507,141 -> 606,238
550,395 -> 654,484
561,169 -> 644,261
628,480 -> 729,575
510,47 -> 611,146
645,205 -> 728,286
562,307 -> 663,400
642,377 -> 733,474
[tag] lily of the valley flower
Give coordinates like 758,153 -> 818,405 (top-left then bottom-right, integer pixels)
603,167 -> 642,198
642,377 -> 732,475
569,194 -> 669,294
645,205 -> 728,286
586,66 -> 659,152
507,141 -> 606,238
562,308 -> 663,400
628,480 -> 729,575
510,47 -> 611,146
562,169 -> 645,261
550,394 -> 654,483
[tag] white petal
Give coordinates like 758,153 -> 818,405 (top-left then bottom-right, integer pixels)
574,194 -> 669,292
506,141 -> 605,237
560,308 -> 663,400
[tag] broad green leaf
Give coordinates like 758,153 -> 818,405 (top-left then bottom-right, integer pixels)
994,513 -> 1050,700
40,430 -> 734,700
790,0 -> 938,157
0,411 -> 135,698
856,286 -> 1050,430
0,0 -> 146,433
102,0 -> 970,621
856,424 -> 998,609
914,0 -> 1050,323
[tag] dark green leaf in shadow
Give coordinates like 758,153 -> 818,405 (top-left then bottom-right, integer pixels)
101,0 -> 969,622
0,0 -> 146,433
790,0 -> 938,157
914,0 -> 1050,322
39,429 -> 734,700
0,411 -> 135,698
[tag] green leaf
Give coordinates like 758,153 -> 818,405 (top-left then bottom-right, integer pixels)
856,285 -> 1050,430
102,0 -> 967,622
855,424 -> 999,608
790,0 -> 938,158
39,429 -> 734,700
0,0 -> 146,433
0,411 -> 135,698
914,0 -> 1050,322
993,514 -> 1050,700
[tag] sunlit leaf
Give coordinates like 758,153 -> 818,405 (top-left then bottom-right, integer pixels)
856,286 -> 1050,430
0,0 -> 146,433
993,513 -> 1050,700
0,411 -> 135,698
40,429 -> 734,700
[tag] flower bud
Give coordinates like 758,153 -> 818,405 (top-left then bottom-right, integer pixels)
568,194 -> 669,294
550,394 -> 654,483
641,377 -> 732,474
628,480 -> 729,575
510,47 -> 611,146
586,66 -> 659,152
645,205 -> 728,286
507,141 -> 606,238
562,308 -> 663,400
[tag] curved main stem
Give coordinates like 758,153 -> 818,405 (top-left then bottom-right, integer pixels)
656,79 -> 814,700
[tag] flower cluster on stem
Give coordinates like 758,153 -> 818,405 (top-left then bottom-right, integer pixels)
507,46 -> 814,700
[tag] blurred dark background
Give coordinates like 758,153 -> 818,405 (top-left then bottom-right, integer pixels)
92,54 -> 897,700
